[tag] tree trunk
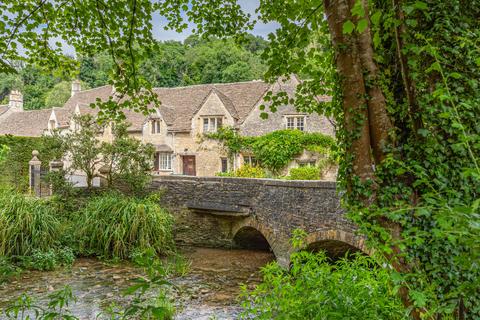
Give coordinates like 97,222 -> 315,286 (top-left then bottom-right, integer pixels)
324,1 -> 421,319
355,0 -> 394,164
324,0 -> 374,186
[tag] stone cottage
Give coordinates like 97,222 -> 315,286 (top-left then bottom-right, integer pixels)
0,76 -> 336,180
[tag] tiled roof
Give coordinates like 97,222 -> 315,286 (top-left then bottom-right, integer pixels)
0,79 -> 310,137
0,109 -> 51,137
152,81 -> 270,131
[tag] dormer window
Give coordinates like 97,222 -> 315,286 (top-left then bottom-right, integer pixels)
203,117 -> 223,133
151,119 -> 161,134
49,120 -> 56,130
286,116 -> 305,131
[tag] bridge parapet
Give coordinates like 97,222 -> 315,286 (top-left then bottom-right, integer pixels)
150,175 -> 363,266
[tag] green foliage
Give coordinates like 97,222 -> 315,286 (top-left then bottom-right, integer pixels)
208,127 -> 335,172
62,114 -> 104,188
4,286 -> 78,319
0,190 -> 62,257
206,1 -> 480,317
20,247 -> 75,272
0,65 -> 65,111
0,144 -> 9,163
0,256 -> 21,285
75,192 -> 175,260
0,135 -> 63,191
217,164 -> 266,178
101,122 -> 155,195
287,166 -> 321,180
44,80 -> 89,108
241,251 -> 407,320
59,115 -> 154,193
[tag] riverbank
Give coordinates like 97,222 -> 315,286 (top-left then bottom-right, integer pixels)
0,247 -> 274,320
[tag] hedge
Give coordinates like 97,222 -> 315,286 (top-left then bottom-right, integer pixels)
0,135 -> 62,192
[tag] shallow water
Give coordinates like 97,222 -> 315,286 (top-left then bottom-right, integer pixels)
0,248 -> 274,320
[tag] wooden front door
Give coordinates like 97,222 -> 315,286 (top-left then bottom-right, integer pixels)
182,156 -> 196,176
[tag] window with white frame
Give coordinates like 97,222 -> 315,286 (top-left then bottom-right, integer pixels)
285,116 -> 305,131
156,152 -> 172,170
202,117 -> 223,133
151,119 -> 161,134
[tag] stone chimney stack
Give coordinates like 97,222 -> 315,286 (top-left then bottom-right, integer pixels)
8,90 -> 23,111
71,80 -> 81,97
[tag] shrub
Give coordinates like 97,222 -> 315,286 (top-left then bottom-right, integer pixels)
76,192 -> 175,259
20,247 -> 75,271
0,256 -> 21,284
0,191 -> 62,256
217,164 -> 266,178
288,166 -> 321,180
241,251 -> 407,320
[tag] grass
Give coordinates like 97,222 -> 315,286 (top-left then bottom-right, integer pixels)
0,190 -> 62,256
75,192 -> 175,259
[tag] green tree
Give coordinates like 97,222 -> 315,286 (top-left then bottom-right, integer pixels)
44,80 -> 90,108
183,37 -> 265,84
101,123 -> 155,194
63,115 -> 104,189
2,1 -> 478,318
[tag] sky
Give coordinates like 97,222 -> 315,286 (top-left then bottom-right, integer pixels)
151,0 -> 279,41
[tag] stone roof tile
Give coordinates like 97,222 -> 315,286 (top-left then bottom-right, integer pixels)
0,109 -> 51,137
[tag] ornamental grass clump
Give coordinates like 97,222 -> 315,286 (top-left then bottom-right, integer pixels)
0,190 -> 62,257
76,192 -> 175,259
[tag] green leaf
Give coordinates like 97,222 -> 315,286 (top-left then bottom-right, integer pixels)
351,0 -> 365,17
373,32 -> 381,48
449,72 -> 462,79
410,290 -> 427,307
357,19 -> 368,33
370,11 -> 382,26
414,1 -> 428,10
342,20 -> 355,34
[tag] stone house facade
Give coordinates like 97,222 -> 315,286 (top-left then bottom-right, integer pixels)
0,77 -> 336,180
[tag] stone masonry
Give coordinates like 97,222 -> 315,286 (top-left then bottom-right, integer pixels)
151,175 -> 366,267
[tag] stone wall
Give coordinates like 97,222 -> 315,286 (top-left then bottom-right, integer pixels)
150,175 -> 364,266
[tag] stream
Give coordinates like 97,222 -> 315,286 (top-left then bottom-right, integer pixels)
0,248 -> 275,320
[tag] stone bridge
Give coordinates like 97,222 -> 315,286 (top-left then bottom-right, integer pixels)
151,175 -> 366,267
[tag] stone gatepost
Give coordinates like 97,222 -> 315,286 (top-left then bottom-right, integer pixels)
49,159 -> 64,195
29,150 -> 41,196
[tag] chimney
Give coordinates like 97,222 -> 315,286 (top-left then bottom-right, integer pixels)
8,90 -> 23,111
71,80 -> 81,97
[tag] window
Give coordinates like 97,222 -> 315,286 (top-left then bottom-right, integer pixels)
244,155 -> 258,167
221,157 -> 228,173
286,116 -> 305,131
151,119 -> 161,134
202,117 -> 223,133
49,120 -> 56,130
156,152 -> 172,171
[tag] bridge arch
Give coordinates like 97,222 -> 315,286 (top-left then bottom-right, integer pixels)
304,229 -> 369,260
231,219 -> 288,264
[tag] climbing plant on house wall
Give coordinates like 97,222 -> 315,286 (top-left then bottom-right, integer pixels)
207,127 -> 336,173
